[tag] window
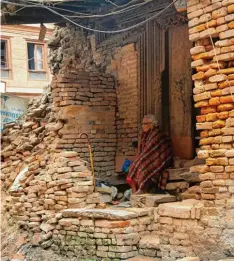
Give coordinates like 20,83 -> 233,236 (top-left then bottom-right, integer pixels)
27,42 -> 47,80
1,39 -> 10,78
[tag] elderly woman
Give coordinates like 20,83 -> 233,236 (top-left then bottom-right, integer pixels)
127,115 -> 173,194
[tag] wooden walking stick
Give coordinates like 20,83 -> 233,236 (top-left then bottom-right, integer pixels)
80,133 -> 96,191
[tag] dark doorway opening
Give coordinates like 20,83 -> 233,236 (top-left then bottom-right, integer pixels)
139,22 -> 196,159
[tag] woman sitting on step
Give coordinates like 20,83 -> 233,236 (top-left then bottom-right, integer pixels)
126,114 -> 173,195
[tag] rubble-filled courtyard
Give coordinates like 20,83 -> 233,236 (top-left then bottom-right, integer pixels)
1,0 -> 234,260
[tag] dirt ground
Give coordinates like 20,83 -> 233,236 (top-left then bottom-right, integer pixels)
2,244 -> 96,261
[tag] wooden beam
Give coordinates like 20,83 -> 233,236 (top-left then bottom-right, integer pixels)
1,12 -> 65,24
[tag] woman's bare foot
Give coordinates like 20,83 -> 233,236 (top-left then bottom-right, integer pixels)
135,189 -> 145,194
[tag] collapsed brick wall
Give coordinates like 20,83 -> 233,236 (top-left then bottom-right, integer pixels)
187,0 -> 234,201
51,71 -> 117,177
4,151 -> 98,232
1,92 -> 99,234
48,25 -> 139,170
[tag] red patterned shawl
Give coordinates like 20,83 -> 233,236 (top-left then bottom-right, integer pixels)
127,126 -> 172,190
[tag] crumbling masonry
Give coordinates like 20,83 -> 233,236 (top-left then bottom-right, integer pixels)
1,0 -> 234,260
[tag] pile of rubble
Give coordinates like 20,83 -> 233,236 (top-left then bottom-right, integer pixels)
1,88 -> 57,188
5,151 -> 99,230
0,87 -> 98,251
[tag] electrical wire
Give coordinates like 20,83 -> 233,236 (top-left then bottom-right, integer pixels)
104,0 -> 138,8
47,0 -> 177,33
24,0 -> 137,7
26,0 -> 140,8
1,0 -> 178,34
4,0 -> 151,18
1,1 -> 43,7
1,0 -> 48,16
63,2 -> 150,18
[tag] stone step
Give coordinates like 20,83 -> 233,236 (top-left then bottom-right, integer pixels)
130,194 -> 176,208
61,207 -> 150,220
158,199 -> 203,219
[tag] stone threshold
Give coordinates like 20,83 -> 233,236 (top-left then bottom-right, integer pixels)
61,207 -> 153,220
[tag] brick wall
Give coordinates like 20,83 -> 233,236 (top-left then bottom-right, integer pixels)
51,71 -> 117,178
187,0 -> 234,201
110,44 -> 138,156
48,26 -> 139,173
93,33 -> 140,157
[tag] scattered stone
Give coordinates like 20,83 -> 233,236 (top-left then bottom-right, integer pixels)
40,223 -> 55,233
41,240 -> 53,249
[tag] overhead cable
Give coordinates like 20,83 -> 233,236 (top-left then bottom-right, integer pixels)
60,2 -> 149,18
104,0 -> 138,8
26,0 -> 139,8
2,0 -> 178,34
8,0 -> 150,18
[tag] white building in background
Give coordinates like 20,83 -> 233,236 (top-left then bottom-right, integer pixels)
1,23 -> 54,97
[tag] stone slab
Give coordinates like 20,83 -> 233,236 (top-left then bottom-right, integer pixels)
130,194 -> 176,208
159,203 -> 192,218
110,201 -> 131,208
158,199 -> 203,219
61,208 -> 138,220
123,207 -> 153,217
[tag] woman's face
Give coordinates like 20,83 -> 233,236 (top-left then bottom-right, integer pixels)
142,118 -> 153,132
